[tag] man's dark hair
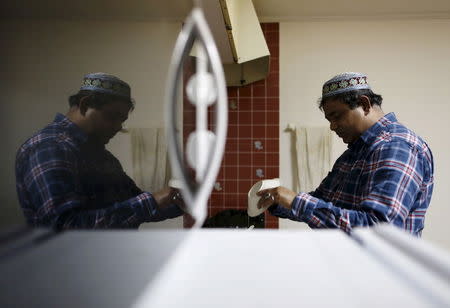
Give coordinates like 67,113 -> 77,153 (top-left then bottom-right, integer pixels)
318,89 -> 382,111
68,90 -> 135,111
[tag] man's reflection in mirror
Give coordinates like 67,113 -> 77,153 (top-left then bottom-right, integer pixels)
15,73 -> 185,230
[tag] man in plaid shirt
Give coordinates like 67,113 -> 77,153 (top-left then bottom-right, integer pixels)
15,73 -> 184,229
258,73 -> 434,236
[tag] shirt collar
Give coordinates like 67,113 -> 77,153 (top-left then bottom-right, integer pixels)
54,113 -> 88,144
349,112 -> 397,150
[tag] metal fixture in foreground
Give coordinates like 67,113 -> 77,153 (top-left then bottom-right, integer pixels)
165,7 -> 228,227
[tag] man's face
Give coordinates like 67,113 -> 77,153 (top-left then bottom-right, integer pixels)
84,100 -> 130,144
322,99 -> 365,144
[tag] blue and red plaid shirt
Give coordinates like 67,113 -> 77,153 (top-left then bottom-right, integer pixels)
271,113 -> 434,236
15,113 -> 182,229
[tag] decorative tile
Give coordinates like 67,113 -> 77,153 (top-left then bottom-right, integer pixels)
254,140 -> 264,151
255,168 -> 265,178
214,182 -> 223,191
229,99 -> 238,110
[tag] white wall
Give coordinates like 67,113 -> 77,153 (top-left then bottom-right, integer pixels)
279,19 -> 450,251
0,19 -> 183,229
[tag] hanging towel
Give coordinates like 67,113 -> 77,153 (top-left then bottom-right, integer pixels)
286,125 -> 333,192
129,127 -> 171,192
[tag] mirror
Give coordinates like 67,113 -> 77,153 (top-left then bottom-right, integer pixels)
1,1 -> 278,232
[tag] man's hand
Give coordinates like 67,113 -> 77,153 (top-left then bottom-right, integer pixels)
152,187 -> 186,212
256,186 -> 297,210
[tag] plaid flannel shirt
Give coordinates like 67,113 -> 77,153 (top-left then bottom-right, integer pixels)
271,113 -> 434,236
15,113 -> 182,229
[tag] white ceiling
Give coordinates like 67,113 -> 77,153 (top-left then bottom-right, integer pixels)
1,0 -> 450,21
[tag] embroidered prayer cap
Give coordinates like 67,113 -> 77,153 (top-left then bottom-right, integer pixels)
322,72 -> 371,99
80,72 -> 131,99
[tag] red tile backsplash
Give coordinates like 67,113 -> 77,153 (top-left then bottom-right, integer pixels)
252,112 -> 266,125
238,167 -> 252,179
238,98 -> 252,111
240,154 -> 251,166
227,126 -> 238,139
238,140 -> 252,152
225,181 -> 238,193
267,98 -> 279,110
225,166 -> 238,178
225,139 -> 238,152
267,85 -> 279,97
266,153 -> 280,166
266,139 -> 279,152
183,23 -> 279,229
227,87 -> 238,97
238,126 -> 252,139
224,152 -> 238,165
239,181 -> 253,193
253,85 -> 266,97
238,86 -> 252,97
252,153 -> 265,165
267,126 -> 280,139
252,126 -> 266,139
239,111 -> 252,124
264,22 -> 278,31
252,98 -> 266,111
228,111 -> 238,125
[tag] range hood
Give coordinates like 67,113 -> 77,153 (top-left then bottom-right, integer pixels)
197,0 -> 270,86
